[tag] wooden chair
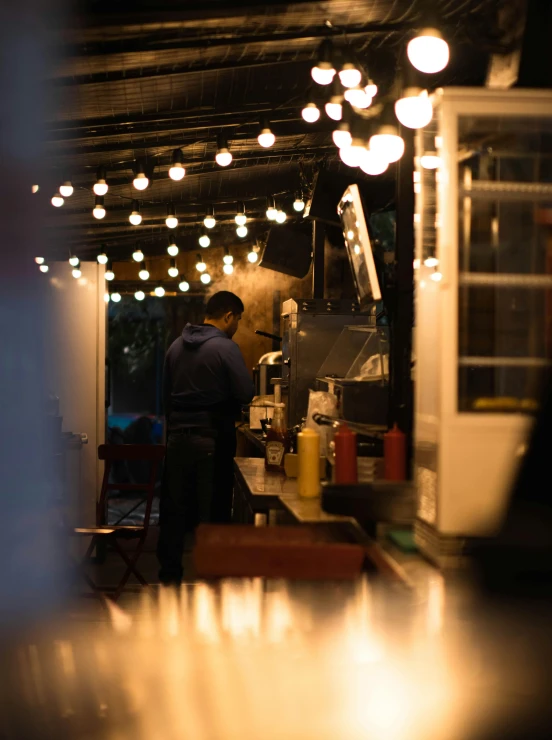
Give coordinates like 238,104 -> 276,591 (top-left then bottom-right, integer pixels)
73,444 -> 165,601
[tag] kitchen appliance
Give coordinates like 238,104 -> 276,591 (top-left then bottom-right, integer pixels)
254,350 -> 282,396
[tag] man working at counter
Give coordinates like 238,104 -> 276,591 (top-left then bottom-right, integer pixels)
157,290 -> 255,585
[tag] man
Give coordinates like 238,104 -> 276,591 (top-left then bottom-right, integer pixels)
157,290 -> 254,584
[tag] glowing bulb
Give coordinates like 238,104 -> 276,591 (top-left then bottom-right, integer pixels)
129,202 -> 142,225
370,128 -> 405,163
200,273 -> 211,285
346,230 -> 354,240
51,193 -> 64,207
339,143 -> 368,168
167,243 -> 179,257
72,268 -> 82,279
258,128 -> 275,148
395,89 -> 433,129
39,264 -> 49,273
32,185 -> 39,194
424,257 -> 439,267
236,225 -> 248,237
223,264 -> 234,275
196,259 -> 207,272
333,128 -> 352,149
275,210 -> 286,224
293,197 -> 305,212
35,257 -> 45,265
93,203 -> 106,219
139,268 -> 150,280
93,180 -> 108,196
235,213 -> 247,226
169,163 -> 185,181
421,153 -> 441,169
168,266 -> 179,278
338,63 -> 361,88
111,292 -> 121,303
364,80 -> 378,98
302,103 -> 320,123
266,206 -> 278,221
97,253 -> 108,264
104,293 -> 110,303
430,271 -> 443,282
199,234 -> 210,248
133,249 -> 144,262
59,182 -> 73,197
311,65 -> 335,86
105,268 -> 115,281
354,245 -> 361,255
413,258 -> 421,269
135,290 -> 145,301
360,150 -> 389,176
154,286 -> 165,297
248,250 -> 259,263
133,173 -> 149,190
344,87 -> 371,109
216,148 -> 232,167
407,29 -> 449,74
223,254 -> 233,265
69,256 -> 79,267
179,280 -> 190,292
325,101 -> 342,121
165,205 -> 178,229
204,215 -> 216,229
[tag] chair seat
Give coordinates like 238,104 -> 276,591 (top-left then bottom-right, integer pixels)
73,525 -> 144,538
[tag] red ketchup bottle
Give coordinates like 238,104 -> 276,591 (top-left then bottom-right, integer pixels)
384,424 -> 406,481
334,424 -> 358,484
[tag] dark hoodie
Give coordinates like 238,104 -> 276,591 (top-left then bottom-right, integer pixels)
163,323 -> 254,430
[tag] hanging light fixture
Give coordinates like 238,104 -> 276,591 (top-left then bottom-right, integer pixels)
179,276 -> 190,292
129,200 -> 142,225
135,290 -> 146,301
293,193 -> 305,212
424,257 -> 439,268
302,102 -> 320,123
200,273 -> 211,285
154,286 -> 165,298
223,263 -> 234,276
39,264 -> 49,273
223,248 -> 233,266
111,292 -> 122,303
93,166 -> 108,196
215,133 -> 232,167
69,254 -> 79,267
420,152 -> 441,169
235,202 -> 247,226
236,225 -> 248,238
168,148 -> 186,181
395,87 -> 433,129
325,91 -> 343,121
35,257 -> 45,265
168,258 -> 179,278
364,79 -> 378,98
139,263 -> 150,280
344,86 -> 371,109
71,260 -> 82,279
339,137 -> 369,168
275,210 -> 287,224
266,196 -> 277,221
247,249 -> 259,263
97,251 -> 109,265
105,262 -> 115,281
132,247 -> 144,262
132,160 -> 149,191
360,150 -> 389,176
59,180 -> 73,198
204,205 -> 216,229
333,120 -> 352,149
311,39 -> 336,85
93,195 -> 106,219
407,28 -> 449,74
167,235 -> 179,257
338,60 -> 362,89
51,192 -> 64,207
198,230 -> 210,248
165,204 -> 178,229
370,126 -> 405,163
195,254 -> 207,272
258,118 -> 276,148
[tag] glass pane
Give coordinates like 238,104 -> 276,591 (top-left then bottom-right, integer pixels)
458,366 -> 543,413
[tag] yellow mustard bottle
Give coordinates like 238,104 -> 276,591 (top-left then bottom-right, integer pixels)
297,428 -> 321,498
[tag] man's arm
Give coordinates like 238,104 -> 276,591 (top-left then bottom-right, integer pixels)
225,341 -> 255,405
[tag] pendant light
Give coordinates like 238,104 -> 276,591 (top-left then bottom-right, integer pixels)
293,193 -> 305,212
198,230 -> 210,248
139,263 -> 150,280
167,235 -> 179,257
200,273 -> 211,285
395,88 -> 433,129
51,192 -> 64,207
215,133 -> 232,167
132,160 -> 149,191
135,290 -> 146,301
311,39 -> 336,85
364,79 -> 378,98
338,60 -> 361,89
257,118 -> 275,148
132,247 -> 144,262
196,254 -> 207,272
235,201 -> 247,226
339,137 -> 368,168
59,180 -> 73,197
204,205 -> 216,229
420,152 -> 441,169
168,258 -> 179,278
360,150 -> 389,176
110,292 -> 122,303
302,102 -> 321,123
223,248 -> 233,266
129,200 -> 142,225
97,251 -> 108,265
236,225 -> 248,238
93,196 -> 106,219
39,264 -> 49,273
93,166 -> 108,196
247,249 -> 259,263
165,204 -> 178,229
275,210 -> 286,224
179,276 -> 190,292
407,28 -> 449,74
168,148 -> 185,181
369,105 -> 405,163
35,257 -> 45,265
325,77 -> 343,121
72,260 -> 82,279
266,195 -> 277,221
154,286 -> 165,297
344,86 -> 371,109
105,262 -> 115,281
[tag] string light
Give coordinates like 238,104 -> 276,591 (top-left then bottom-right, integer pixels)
364,80 -> 378,98
235,202 -> 247,226
395,88 -> 433,129
104,293 -> 110,303
258,119 -> 275,148
236,225 -> 248,238
200,273 -> 211,285
338,61 -> 361,89
325,95 -> 343,121
199,231 -> 210,248
129,200 -> 142,225
111,292 -> 122,303
133,161 -> 149,191
223,263 -> 234,275
407,28 -> 449,74
167,236 -> 179,257
93,167 -> 108,196
333,121 -> 352,149
139,264 -> 150,280
215,133 -> 232,167
344,86 -> 371,109
93,195 -> 106,219
339,139 -> 368,168
421,153 -> 441,169
370,125 -> 405,163
179,276 -> 190,292
59,181 -> 73,197
266,196 -> 277,221
275,210 -> 287,224
168,148 -> 185,181
97,252 -> 108,265
51,192 -> 64,207
196,254 -> 207,272
293,193 -> 305,212
39,264 -> 49,273
35,257 -> 45,265
133,248 -> 144,262
223,249 -> 233,265
72,260 -> 82,279
248,249 -> 259,263
424,257 -> 439,267
301,102 -> 320,123
430,271 -> 443,282
311,39 -> 335,85
165,204 -> 178,229
135,290 -> 145,301
360,150 -> 388,176
69,255 -> 80,267
32,185 -> 39,194
154,286 -> 165,297
204,205 -> 216,229
168,258 -> 179,278
105,263 -> 115,281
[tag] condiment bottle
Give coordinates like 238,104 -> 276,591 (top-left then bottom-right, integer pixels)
265,403 -> 288,473
297,428 -> 321,498
334,423 -> 358,484
384,423 -> 407,480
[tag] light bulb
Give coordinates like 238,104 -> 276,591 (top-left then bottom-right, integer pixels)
35,257 -> 45,265
235,213 -> 247,226
167,242 -> 179,257
302,103 -> 320,123
204,215 -> 216,229
344,87 -> 371,109
311,66 -> 335,85
154,286 -> 165,297
72,268 -> 82,279
93,196 -> 106,219
97,253 -> 108,265
169,163 -> 185,181
129,201 -> 142,225
364,80 -> 378,98
325,100 -> 342,121
370,127 -> 405,163
168,266 -> 179,278
93,180 -> 108,196
59,181 -> 73,197
407,28 -> 449,74
236,225 -> 248,237
39,264 -> 49,273
360,150 -> 389,176
51,193 -> 64,207
258,128 -> 275,148
69,256 -> 79,267
421,153 -> 441,169
430,271 -> 443,282
105,268 -> 115,281
111,292 -> 121,303
196,259 -> 207,272
179,279 -> 190,292
32,185 -> 39,194
104,293 -> 110,303
222,263 -> 234,276
266,206 -> 277,220
395,89 -> 433,129
135,290 -> 145,301
275,210 -> 286,224
199,234 -> 210,248
293,197 -> 305,212
215,148 -> 232,167
133,249 -> 144,262
165,205 -> 178,229
200,273 -> 211,285
223,254 -> 233,265
338,63 -> 361,88
339,143 -> 368,168
333,128 -> 352,149
424,257 -> 439,268
248,250 -> 259,263
139,268 -> 150,280
133,173 -> 149,190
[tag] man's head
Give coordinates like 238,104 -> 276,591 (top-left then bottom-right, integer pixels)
204,291 -> 245,338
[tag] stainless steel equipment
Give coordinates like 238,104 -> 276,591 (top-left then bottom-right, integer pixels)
281,298 -> 369,427
254,351 -> 282,396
